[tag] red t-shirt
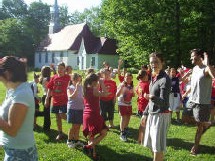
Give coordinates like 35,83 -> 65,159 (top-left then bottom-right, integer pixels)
136,80 -> 149,111
118,75 -> 124,83
100,80 -> 117,101
47,74 -> 70,106
212,78 -> 215,98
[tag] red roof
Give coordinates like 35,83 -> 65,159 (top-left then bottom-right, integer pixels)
37,23 -> 117,55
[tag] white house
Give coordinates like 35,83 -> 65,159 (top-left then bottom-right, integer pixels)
34,0 -> 119,70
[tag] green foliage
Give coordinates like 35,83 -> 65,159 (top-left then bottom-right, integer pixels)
1,0 -> 215,68
100,0 -> 215,67
0,18 -> 34,59
1,0 -> 28,19
24,1 -> 50,46
0,0 -> 50,66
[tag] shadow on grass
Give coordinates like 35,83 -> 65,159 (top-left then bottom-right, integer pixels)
168,138 -> 215,155
34,125 -> 68,143
95,144 -> 151,161
109,125 -> 139,143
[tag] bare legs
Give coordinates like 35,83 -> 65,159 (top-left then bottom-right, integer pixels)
56,113 -> 67,140
153,152 -> 164,161
191,121 -> 211,155
68,124 -> 81,141
120,115 -> 130,132
86,129 -> 108,157
138,124 -> 145,144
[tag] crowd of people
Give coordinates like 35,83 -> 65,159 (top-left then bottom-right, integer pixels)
0,48 -> 214,161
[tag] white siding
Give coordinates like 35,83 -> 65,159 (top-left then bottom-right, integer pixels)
67,51 -> 79,69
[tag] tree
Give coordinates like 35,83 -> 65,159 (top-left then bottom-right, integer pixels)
0,1 -> 50,65
0,18 -> 34,60
100,0 -> 215,67
24,1 -> 50,47
1,0 -> 28,19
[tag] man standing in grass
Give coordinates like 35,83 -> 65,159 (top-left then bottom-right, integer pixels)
188,49 -> 215,155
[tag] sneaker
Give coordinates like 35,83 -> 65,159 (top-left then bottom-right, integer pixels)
124,128 -> 129,135
75,140 -> 84,147
108,125 -> 115,129
67,140 -> 76,148
120,133 -> 127,142
56,134 -> 64,141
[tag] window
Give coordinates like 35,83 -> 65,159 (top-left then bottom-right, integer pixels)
91,57 -> 95,66
77,57 -> 79,65
45,52 -> 48,63
52,52 -> 55,63
60,52 -> 63,58
60,52 -> 63,61
39,53 -> 41,63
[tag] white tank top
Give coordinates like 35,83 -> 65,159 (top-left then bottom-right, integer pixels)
190,65 -> 212,104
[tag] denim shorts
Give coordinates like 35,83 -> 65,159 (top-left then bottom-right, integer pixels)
67,109 -> 83,124
51,105 -> 67,114
3,145 -> 38,161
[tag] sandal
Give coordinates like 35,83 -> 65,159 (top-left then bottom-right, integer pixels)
83,145 -> 93,156
92,153 -> 100,161
190,146 -> 198,156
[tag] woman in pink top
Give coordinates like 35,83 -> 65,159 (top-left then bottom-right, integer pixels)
83,73 -> 109,160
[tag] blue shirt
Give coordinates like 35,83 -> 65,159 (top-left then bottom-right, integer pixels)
0,82 -> 36,149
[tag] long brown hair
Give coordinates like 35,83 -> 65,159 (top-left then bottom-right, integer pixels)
39,66 -> 51,84
83,73 -> 99,97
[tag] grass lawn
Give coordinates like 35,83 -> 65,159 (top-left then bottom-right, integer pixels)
0,72 -> 214,161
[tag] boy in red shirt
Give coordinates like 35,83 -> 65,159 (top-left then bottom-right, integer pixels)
45,62 -> 70,140
100,68 -> 117,128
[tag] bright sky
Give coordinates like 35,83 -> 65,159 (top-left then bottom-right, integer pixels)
24,0 -> 102,12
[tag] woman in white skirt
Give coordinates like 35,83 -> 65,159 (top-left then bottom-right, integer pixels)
141,52 -> 171,161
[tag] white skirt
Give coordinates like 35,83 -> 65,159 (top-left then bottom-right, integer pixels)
143,113 -> 171,152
